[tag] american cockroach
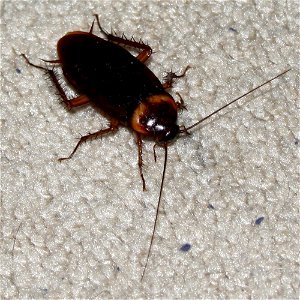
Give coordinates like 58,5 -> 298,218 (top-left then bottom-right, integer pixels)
21,14 -> 290,280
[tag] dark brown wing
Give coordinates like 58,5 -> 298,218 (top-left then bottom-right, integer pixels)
57,32 -> 165,122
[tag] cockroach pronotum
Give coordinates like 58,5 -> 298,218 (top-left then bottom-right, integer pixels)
21,15 -> 290,280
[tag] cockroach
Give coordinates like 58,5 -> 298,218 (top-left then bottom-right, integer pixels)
22,15 -> 290,280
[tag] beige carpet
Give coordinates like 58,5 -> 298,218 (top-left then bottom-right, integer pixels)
1,0 -> 299,299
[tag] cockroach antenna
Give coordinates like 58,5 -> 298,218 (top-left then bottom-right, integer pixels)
180,69 -> 291,133
141,68 -> 291,281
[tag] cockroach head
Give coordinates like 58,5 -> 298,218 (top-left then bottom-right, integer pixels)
155,123 -> 179,143
131,94 -> 180,143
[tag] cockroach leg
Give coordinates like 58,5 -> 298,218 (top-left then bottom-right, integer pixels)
21,53 -> 47,71
58,120 -> 119,161
136,133 -> 146,191
175,92 -> 187,111
135,47 -> 152,64
162,65 -> 190,89
41,59 -> 61,64
66,95 -> 90,108
93,14 -> 152,63
21,54 -> 88,110
47,70 -> 90,110
93,14 -> 110,36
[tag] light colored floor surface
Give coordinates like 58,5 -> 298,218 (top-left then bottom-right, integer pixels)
1,1 -> 299,299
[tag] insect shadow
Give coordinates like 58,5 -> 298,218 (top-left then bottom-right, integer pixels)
21,14 -> 290,281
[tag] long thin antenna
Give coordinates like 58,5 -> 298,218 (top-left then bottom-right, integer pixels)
183,69 -> 291,132
141,144 -> 168,281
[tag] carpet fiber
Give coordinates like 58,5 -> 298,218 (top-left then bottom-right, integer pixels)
1,1 -> 299,299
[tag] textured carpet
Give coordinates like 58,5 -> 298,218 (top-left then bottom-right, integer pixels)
1,1 -> 299,299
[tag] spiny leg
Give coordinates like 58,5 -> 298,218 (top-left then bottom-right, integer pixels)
21,54 -> 89,110
63,95 -> 90,108
136,134 -> 146,191
162,65 -> 190,89
135,47 -> 152,63
93,14 -> 152,63
58,120 -> 119,161
175,92 -> 187,111
46,69 -> 90,110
